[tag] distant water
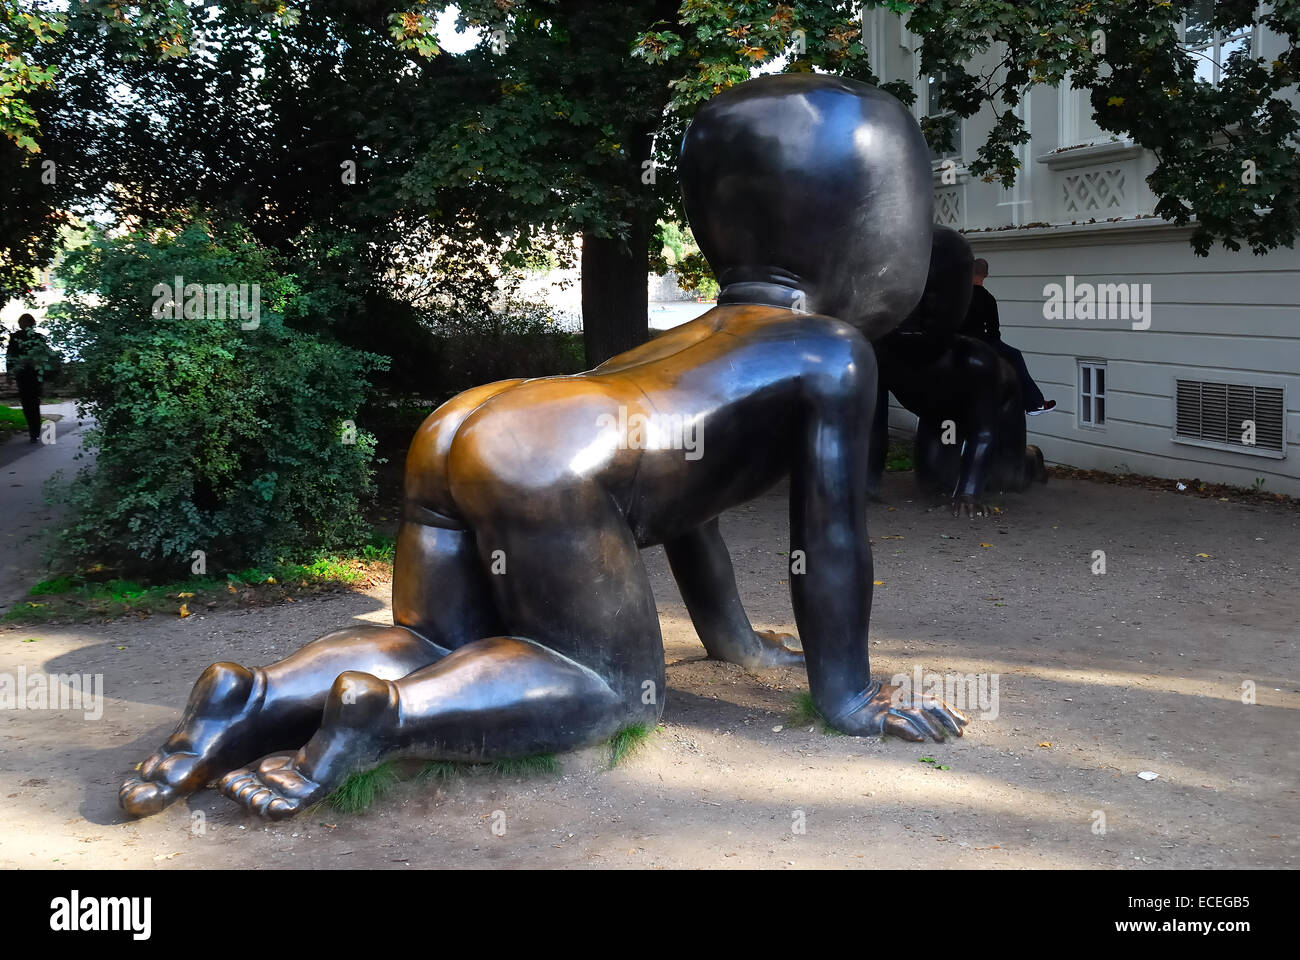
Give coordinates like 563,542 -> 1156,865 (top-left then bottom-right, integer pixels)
649,300 -> 714,330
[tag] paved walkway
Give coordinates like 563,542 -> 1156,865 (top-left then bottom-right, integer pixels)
0,402 -> 93,606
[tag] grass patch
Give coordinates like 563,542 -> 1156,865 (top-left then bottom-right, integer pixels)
489,753 -> 560,777
884,435 -> 913,472
417,760 -> 462,783
326,761 -> 402,814
609,723 -> 651,767
788,692 -> 843,736
3,536 -> 398,624
325,753 -> 560,816
0,404 -> 27,440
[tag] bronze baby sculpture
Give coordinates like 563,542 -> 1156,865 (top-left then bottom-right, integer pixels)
120,74 -> 968,821
869,226 -> 1048,517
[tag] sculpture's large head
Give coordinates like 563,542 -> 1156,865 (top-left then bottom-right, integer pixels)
894,225 -> 975,339
680,73 -> 933,339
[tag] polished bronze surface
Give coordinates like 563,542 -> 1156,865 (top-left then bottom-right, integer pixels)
120,74 -> 967,821
869,227 -> 1048,517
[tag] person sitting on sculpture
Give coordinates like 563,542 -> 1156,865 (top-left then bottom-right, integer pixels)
869,228 -> 1047,518
120,74 -> 968,822
960,258 -> 1056,415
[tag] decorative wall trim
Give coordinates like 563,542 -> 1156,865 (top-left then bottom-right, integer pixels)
1037,138 -> 1145,171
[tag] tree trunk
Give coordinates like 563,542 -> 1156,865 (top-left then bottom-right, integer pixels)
580,116 -> 657,367
580,208 -> 651,367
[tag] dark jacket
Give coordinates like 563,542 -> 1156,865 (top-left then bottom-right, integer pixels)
960,284 -> 1001,342
6,327 -> 55,383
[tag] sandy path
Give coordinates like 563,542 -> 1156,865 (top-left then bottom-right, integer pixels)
1,472 -> 1296,869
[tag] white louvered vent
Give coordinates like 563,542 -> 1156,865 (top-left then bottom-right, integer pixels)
1174,380 -> 1285,455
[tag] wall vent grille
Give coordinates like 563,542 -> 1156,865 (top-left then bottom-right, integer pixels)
1174,379 -> 1284,454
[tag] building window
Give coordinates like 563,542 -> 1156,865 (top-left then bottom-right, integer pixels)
1079,360 -> 1106,428
925,72 -> 962,161
1180,0 -> 1255,86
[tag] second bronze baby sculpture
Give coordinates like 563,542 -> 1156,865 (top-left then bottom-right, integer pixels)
869,226 -> 1048,517
120,74 -> 968,821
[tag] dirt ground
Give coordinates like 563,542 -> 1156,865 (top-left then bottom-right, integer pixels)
1,471 -> 1297,870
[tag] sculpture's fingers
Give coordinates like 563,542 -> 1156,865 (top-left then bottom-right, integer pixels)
904,705 -> 948,741
925,700 -> 967,736
883,711 -> 927,741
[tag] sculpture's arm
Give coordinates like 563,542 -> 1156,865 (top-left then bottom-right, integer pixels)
788,329 -> 966,741
788,334 -> 877,726
664,519 -> 803,668
948,339 -> 1002,518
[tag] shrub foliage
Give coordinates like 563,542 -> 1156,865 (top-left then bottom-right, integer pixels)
47,222 -> 384,576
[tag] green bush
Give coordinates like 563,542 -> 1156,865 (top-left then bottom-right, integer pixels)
46,221 -> 385,576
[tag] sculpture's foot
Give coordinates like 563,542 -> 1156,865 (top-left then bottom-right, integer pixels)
219,671 -> 395,820
831,682 -> 969,741
120,662 -> 264,817
951,494 -> 989,519
748,629 -> 805,668
219,755 -> 323,821
1026,444 -> 1048,484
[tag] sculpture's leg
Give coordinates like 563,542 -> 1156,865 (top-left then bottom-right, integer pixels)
221,499 -> 664,819
121,384 -> 521,818
913,416 -> 959,496
118,626 -> 442,817
119,519 -> 492,818
220,637 -> 629,819
992,383 -> 1029,491
665,518 -> 803,668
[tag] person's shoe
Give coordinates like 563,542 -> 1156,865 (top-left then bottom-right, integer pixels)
1026,400 -> 1057,416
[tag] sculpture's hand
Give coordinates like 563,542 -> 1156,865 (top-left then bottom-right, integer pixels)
751,629 -> 804,667
952,494 -> 989,519
831,681 -> 968,741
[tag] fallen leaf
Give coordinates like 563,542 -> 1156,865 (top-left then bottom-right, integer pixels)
873,580 -> 884,586
979,543 -> 992,548
177,592 -> 194,598
178,604 -> 190,618
1195,553 -> 1213,558
1038,742 -> 1052,748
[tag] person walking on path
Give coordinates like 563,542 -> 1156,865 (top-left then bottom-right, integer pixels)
5,313 -> 58,443
961,260 -> 1056,415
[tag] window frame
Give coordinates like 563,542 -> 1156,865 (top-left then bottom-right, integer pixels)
924,72 -> 963,162
1078,359 -> 1107,430
1179,4 -> 1257,86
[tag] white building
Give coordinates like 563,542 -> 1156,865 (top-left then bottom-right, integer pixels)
866,6 -> 1300,496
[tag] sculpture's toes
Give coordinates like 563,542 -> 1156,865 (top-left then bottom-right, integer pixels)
219,755 -> 320,820
753,629 -> 805,667
119,776 -> 179,818
119,748 -> 208,817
